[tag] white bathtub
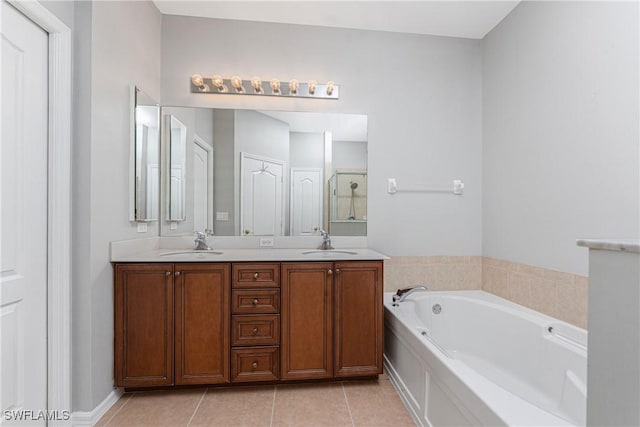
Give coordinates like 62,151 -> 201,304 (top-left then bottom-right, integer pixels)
384,290 -> 587,426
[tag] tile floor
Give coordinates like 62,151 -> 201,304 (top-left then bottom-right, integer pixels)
96,376 -> 416,427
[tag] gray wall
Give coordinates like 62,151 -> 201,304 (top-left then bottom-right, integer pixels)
161,16 -> 484,256
333,140 -> 368,170
290,132 -> 324,169
482,1 -> 640,276
71,0 -> 162,412
212,109 -> 236,235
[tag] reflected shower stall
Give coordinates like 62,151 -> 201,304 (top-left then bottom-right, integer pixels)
328,171 -> 367,236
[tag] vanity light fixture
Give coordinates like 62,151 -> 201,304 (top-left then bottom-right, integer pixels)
251,76 -> 263,93
230,75 -> 244,93
289,79 -> 299,95
190,74 -> 210,92
211,75 -> 228,93
308,80 -> 317,95
270,78 -> 281,94
190,74 -> 339,99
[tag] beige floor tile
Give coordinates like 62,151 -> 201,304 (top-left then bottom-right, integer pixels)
272,383 -> 352,427
189,386 -> 275,427
95,393 -> 135,426
343,380 -> 416,427
106,388 -> 205,427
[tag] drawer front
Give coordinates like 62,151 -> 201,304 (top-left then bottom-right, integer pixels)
231,347 -> 279,383
232,263 -> 280,288
232,289 -> 280,314
232,315 -> 280,347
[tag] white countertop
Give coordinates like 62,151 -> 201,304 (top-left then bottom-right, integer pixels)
576,239 -> 640,253
111,247 -> 388,262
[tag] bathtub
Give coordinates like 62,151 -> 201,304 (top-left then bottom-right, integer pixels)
384,290 -> 587,426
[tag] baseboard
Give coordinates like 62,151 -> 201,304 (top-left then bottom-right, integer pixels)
71,389 -> 123,426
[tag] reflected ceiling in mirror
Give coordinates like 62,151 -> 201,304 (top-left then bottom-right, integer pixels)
160,108 -> 367,237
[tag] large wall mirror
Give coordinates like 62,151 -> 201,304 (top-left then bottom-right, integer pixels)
130,86 -> 160,221
160,108 -> 367,237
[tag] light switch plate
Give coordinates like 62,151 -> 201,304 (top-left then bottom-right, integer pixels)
216,212 -> 229,221
170,222 -> 178,230
137,223 -> 147,233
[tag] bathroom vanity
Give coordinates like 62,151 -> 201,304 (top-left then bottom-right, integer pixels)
112,248 -> 385,389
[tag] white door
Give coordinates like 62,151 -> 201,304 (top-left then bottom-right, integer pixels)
290,168 -> 323,236
240,153 -> 284,236
193,137 -> 213,232
1,1 -> 49,424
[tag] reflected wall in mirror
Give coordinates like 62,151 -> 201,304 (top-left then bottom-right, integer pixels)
160,108 -> 367,237
130,86 -> 160,221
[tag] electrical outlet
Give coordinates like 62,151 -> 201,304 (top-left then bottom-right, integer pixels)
137,223 -> 148,233
170,222 -> 178,230
216,212 -> 229,221
259,237 -> 274,247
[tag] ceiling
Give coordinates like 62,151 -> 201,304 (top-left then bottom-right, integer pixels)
152,1 -> 521,40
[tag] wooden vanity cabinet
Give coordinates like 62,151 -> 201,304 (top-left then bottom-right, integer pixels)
174,263 -> 230,385
280,261 -> 383,381
333,261 -> 383,377
230,263 -> 281,383
281,262 -> 334,380
114,262 -> 231,388
114,263 -> 174,388
114,259 -> 382,389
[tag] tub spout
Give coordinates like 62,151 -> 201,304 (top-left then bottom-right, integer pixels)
393,285 -> 428,304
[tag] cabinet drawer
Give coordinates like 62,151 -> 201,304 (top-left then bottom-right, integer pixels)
232,289 -> 280,314
232,263 -> 280,288
231,347 -> 279,383
232,315 -> 280,347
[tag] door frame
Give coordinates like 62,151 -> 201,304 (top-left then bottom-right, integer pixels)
7,0 -> 72,418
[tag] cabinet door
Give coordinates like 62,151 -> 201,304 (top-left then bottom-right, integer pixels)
334,261 -> 383,377
281,262 -> 333,380
174,263 -> 230,385
114,264 -> 174,387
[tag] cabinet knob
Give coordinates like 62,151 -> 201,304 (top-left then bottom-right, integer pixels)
328,269 -> 333,275
165,271 -> 171,277
252,327 -> 259,335
252,298 -> 259,305
175,271 -> 181,277
336,269 -> 341,274
253,272 -> 259,280
252,362 -> 258,369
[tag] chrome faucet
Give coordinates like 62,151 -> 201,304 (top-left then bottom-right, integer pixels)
194,229 -> 214,251
392,285 -> 428,305
318,229 -> 334,250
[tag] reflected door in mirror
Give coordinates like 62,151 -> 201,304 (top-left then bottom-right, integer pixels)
169,115 -> 187,221
290,168 -> 323,236
240,152 -> 284,236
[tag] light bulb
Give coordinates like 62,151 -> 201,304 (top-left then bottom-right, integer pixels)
289,79 -> 299,95
191,74 -> 204,88
251,77 -> 262,93
212,75 -> 224,88
308,80 -> 317,95
326,81 -> 335,96
270,79 -> 280,94
230,75 -> 244,92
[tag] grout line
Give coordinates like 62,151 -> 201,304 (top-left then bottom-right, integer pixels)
102,392 -> 135,427
186,388 -> 207,427
269,386 -> 277,427
341,382 -> 356,427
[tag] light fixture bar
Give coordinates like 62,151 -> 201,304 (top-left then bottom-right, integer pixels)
190,75 -> 339,99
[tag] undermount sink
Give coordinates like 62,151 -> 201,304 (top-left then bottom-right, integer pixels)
159,250 -> 223,258
301,250 -> 358,256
